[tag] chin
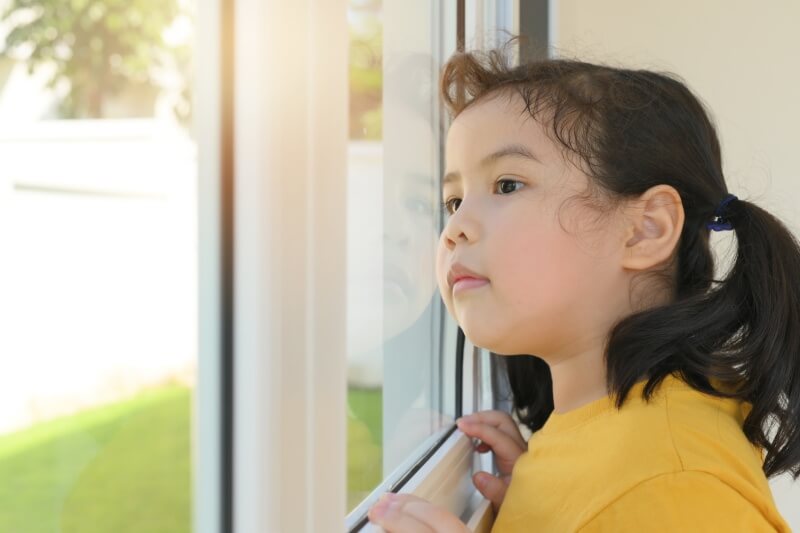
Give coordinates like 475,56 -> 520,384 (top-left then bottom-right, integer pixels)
465,330 -> 531,356
478,344 -> 521,356
462,327 -> 508,354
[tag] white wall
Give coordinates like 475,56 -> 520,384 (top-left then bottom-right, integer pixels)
553,0 -> 800,527
0,120 -> 197,435
554,0 -> 800,232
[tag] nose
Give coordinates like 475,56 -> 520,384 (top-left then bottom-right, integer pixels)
442,199 -> 478,248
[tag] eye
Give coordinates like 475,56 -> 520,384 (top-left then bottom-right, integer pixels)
495,177 -> 525,195
440,177 -> 525,216
440,197 -> 460,216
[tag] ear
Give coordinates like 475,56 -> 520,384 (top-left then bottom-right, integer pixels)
620,184 -> 685,271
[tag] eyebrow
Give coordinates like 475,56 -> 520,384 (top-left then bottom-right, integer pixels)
442,143 -> 540,186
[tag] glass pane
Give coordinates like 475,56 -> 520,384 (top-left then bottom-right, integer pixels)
346,0 -> 452,513
0,1 -> 197,530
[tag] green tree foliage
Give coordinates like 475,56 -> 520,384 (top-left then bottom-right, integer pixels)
348,4 -> 382,140
1,0 -> 190,120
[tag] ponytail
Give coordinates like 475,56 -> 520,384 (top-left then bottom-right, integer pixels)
605,196 -> 800,480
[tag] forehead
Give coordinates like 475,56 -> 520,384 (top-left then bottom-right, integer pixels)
445,91 -> 557,167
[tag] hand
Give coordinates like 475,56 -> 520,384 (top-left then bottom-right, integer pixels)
368,493 -> 470,532
456,410 -> 527,512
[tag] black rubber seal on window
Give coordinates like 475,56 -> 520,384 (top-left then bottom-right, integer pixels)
455,325 -> 465,419
220,0 -> 235,530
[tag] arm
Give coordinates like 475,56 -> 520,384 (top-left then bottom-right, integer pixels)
578,470 -> 789,532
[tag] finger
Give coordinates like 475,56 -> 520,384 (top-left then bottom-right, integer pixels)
456,420 -> 525,460
456,415 -> 527,448
368,494 -> 435,533
458,411 -> 526,449
457,413 -> 526,451
473,472 -> 510,512
369,494 -> 466,533
400,497 -> 470,532
459,410 -> 516,431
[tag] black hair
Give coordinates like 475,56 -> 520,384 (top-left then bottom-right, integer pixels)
440,36 -> 800,481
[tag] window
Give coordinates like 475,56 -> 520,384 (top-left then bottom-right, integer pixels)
346,0 -> 522,529
345,0 -> 455,513
0,1 -> 198,530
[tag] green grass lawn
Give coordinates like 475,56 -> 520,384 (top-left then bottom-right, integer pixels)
0,385 -> 383,529
0,386 -> 191,533
346,387 -> 383,512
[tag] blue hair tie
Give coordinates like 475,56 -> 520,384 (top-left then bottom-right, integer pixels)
706,194 -> 738,231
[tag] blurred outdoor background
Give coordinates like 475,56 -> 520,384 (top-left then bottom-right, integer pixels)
0,0 -> 196,530
0,0 -> 387,528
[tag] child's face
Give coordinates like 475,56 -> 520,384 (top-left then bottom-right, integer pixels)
436,91 -> 630,358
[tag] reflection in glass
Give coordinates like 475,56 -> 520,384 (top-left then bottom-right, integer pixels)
346,0 -> 450,513
346,0 -> 385,511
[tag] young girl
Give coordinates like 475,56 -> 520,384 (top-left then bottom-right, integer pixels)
368,39 -> 797,532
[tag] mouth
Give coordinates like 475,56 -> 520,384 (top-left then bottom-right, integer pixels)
447,262 -> 489,289
451,277 -> 489,293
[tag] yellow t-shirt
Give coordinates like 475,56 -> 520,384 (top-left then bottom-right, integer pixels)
492,372 -> 792,532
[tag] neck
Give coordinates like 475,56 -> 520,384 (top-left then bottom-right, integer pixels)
547,346 -> 609,414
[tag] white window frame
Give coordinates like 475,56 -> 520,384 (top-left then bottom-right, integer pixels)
228,0 -> 350,531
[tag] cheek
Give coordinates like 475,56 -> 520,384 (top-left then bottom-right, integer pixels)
435,236 -> 464,326
435,235 -> 451,302
491,222 -> 588,322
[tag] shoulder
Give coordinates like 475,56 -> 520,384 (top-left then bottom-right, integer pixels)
577,470 -> 788,532
611,373 -> 764,472
581,375 -> 787,529
622,374 -> 775,502
661,374 -> 766,472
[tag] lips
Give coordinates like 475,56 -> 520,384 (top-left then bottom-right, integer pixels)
447,262 -> 489,289
452,277 -> 489,293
